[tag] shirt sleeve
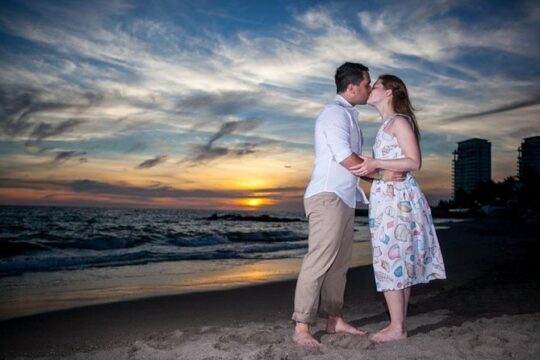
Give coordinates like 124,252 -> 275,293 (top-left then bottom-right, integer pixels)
320,107 -> 353,163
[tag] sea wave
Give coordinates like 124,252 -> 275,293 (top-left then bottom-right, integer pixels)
1,230 -> 307,256
0,206 -> 311,275
0,242 -> 308,276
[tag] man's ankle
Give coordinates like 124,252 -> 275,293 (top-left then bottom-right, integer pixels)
295,321 -> 310,333
327,315 -> 341,324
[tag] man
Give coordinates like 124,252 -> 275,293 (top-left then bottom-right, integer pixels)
292,62 -> 400,346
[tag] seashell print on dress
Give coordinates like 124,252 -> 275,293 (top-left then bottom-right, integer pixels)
387,244 -> 401,260
394,223 -> 412,242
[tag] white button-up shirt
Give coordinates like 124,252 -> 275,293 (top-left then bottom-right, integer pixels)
305,95 -> 369,208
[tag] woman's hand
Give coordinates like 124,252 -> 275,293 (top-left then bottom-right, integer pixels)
350,155 -> 379,177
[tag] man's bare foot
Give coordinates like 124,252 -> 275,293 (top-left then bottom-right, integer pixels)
293,323 -> 321,347
370,324 -> 407,343
326,316 -> 368,336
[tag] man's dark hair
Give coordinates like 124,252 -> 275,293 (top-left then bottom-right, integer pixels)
335,62 -> 369,93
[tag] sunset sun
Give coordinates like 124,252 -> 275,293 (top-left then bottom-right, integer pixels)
237,198 -> 274,208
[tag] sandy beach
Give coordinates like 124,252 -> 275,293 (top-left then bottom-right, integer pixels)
1,218 -> 539,359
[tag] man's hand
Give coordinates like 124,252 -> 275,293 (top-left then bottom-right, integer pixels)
349,155 -> 377,176
341,153 -> 406,182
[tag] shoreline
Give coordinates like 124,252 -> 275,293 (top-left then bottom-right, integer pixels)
0,237 -> 372,321
1,219 -> 539,358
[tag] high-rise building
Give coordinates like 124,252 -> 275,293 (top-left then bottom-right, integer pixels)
518,136 -> 540,184
452,138 -> 491,200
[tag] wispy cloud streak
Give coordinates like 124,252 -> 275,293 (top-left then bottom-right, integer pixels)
0,88 -> 101,137
136,155 -> 168,169
184,119 -> 264,163
439,95 -> 540,122
51,151 -> 88,165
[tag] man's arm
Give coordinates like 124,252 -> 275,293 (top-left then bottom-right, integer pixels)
340,153 -> 364,169
321,109 -> 404,182
341,154 -> 404,181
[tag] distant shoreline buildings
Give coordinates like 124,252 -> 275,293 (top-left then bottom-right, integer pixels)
452,138 -> 491,202
452,135 -> 540,203
518,136 -> 540,185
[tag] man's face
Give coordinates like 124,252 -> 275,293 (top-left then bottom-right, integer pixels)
353,72 -> 372,105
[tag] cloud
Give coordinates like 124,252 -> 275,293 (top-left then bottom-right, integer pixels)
136,155 -> 168,169
0,177 -> 305,200
51,150 -> 88,165
357,1 -> 540,62
183,119 -> 264,163
207,119 -> 263,146
0,1 -> 539,206
188,142 -> 260,162
437,95 -> 540,122
27,118 -> 87,143
0,87 -> 101,137
177,90 -> 261,116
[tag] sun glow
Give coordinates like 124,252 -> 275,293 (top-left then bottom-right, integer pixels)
236,198 -> 275,208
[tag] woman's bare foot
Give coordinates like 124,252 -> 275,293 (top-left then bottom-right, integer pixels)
326,316 -> 368,336
293,322 -> 321,347
370,324 -> 407,343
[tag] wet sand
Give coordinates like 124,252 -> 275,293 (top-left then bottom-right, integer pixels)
1,219 -> 539,359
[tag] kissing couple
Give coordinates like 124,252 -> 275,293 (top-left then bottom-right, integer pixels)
292,62 -> 446,346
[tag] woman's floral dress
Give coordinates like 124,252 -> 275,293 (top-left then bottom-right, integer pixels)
369,115 -> 446,291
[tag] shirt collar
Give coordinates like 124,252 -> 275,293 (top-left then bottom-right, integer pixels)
334,94 -> 354,109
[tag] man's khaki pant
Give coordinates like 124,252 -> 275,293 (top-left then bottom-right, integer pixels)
292,192 -> 355,324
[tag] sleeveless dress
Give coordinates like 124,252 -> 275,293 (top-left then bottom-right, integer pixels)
369,114 -> 446,292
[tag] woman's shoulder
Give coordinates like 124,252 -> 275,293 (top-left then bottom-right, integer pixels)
388,115 -> 413,131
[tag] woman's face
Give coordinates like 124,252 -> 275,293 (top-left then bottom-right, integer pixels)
367,80 -> 389,106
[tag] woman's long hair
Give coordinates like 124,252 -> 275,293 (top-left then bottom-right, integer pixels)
379,75 -> 420,143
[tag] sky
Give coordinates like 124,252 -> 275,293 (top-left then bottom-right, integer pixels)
0,0 -> 539,211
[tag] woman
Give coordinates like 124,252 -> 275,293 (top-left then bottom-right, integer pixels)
351,75 -> 446,343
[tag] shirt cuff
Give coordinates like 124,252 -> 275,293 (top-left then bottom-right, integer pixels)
334,149 -> 353,163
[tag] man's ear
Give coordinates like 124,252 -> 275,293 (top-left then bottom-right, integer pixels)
346,83 -> 355,94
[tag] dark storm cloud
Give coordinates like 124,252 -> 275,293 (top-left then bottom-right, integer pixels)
136,155 -> 168,169
440,95 -> 540,122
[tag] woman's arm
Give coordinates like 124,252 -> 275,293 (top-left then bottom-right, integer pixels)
350,117 -> 421,175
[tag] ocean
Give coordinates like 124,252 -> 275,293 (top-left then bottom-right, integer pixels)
0,205 -> 373,319
0,205 -> 452,320
0,206 -> 312,276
